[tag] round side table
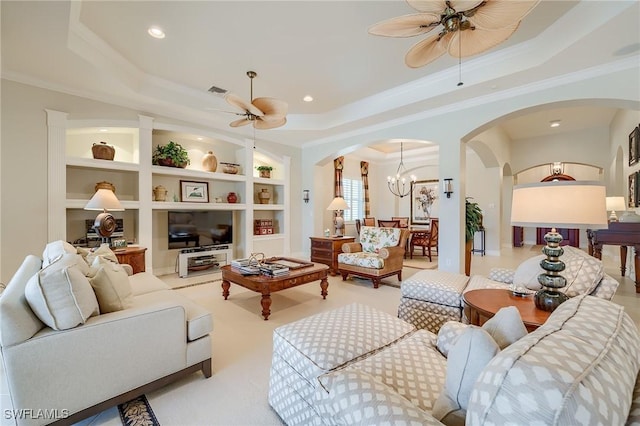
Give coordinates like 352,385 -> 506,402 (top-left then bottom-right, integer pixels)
463,289 -> 551,332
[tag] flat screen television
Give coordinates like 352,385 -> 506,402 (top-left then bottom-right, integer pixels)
168,210 -> 233,249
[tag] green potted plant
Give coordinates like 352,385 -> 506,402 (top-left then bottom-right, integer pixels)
256,165 -> 274,178
152,141 -> 190,168
465,197 -> 483,276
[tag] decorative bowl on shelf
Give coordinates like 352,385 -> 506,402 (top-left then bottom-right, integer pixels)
221,162 -> 240,174
92,142 -> 115,160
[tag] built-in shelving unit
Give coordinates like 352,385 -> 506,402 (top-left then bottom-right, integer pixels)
46,110 -> 290,275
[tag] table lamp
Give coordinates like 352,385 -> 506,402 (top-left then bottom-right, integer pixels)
84,188 -> 124,245
605,196 -> 626,222
326,196 -> 350,237
511,181 -> 607,312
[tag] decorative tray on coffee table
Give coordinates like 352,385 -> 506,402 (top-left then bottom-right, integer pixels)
263,257 -> 314,270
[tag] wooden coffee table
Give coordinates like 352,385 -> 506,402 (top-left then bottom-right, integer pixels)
463,289 -> 551,332
221,261 -> 329,320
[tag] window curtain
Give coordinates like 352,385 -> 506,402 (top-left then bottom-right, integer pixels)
361,161 -> 370,217
333,156 -> 344,224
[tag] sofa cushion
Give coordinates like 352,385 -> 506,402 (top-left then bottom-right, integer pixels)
467,295 -> 640,425
481,306 -> 527,350
513,247 -> 604,297
89,259 -> 133,313
128,272 -> 171,296
432,327 -> 499,425
25,254 -> 100,330
42,240 -> 77,267
359,226 -> 402,253
337,252 -> 385,268
0,255 -> 45,347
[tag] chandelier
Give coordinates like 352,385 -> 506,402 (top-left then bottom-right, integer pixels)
387,142 -> 416,198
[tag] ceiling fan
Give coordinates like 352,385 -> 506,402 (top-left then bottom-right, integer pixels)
223,71 -> 288,130
369,0 -> 540,69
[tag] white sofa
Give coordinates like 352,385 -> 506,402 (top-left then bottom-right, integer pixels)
269,296 -> 640,425
0,242 -> 212,426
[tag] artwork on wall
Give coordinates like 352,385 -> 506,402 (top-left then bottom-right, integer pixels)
180,180 -> 209,203
630,125 -> 639,166
629,172 -> 638,208
410,179 -> 439,225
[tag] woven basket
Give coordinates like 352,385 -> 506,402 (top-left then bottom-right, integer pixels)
92,142 -> 115,160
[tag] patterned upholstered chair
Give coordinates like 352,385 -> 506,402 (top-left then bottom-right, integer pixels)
337,226 -> 409,288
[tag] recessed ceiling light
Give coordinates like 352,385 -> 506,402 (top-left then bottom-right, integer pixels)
148,26 -> 165,39
549,120 -> 561,128
303,95 -> 314,102
197,137 -> 203,141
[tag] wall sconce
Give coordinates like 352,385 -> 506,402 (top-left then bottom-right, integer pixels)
443,178 -> 453,198
303,189 -> 310,203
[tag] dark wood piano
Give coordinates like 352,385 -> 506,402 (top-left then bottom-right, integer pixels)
587,221 -> 640,293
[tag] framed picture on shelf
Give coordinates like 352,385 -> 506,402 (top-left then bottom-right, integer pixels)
180,180 -> 209,203
410,179 -> 439,225
630,126 -> 639,166
629,173 -> 638,208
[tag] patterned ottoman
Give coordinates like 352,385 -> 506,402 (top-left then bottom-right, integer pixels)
398,270 -> 470,333
268,303 -> 416,425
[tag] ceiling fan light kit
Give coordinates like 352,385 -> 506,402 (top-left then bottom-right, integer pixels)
369,0 -> 541,70
223,71 -> 288,130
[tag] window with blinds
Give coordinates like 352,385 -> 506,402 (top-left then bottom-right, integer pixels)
342,178 -> 363,222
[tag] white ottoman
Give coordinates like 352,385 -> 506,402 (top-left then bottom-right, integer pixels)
398,270 -> 470,333
268,303 -> 415,425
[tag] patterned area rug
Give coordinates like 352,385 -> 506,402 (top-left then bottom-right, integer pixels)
118,395 -> 160,426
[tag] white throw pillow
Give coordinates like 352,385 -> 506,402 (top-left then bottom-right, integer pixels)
432,327 -> 499,425
42,240 -> 77,267
89,260 -> 133,313
481,306 -> 528,349
85,243 -> 119,266
513,254 -> 545,290
437,321 -> 469,357
25,254 -> 99,330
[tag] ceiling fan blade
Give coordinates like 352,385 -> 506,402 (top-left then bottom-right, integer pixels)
229,118 -> 252,128
368,13 -> 441,38
447,23 -> 519,58
254,117 -> 287,130
446,0 -> 484,12
252,97 -> 288,120
466,0 -> 541,30
225,93 -> 264,117
406,0 -> 448,14
405,32 -> 452,68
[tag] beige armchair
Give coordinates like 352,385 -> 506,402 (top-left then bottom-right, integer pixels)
337,226 -> 409,288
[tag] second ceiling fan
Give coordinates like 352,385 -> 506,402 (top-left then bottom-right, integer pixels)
224,71 -> 288,130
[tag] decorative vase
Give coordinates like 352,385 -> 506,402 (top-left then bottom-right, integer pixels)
202,151 -> 218,172
227,192 -> 238,203
259,169 -> 271,178
95,181 -> 116,193
153,185 -> 168,201
221,163 -> 239,174
92,142 -> 115,160
258,188 -> 271,204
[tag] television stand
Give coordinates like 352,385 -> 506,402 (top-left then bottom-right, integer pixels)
178,245 -> 233,278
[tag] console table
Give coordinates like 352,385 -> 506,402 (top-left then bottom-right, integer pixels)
587,222 -> 640,293
310,236 -> 355,276
114,246 -> 146,274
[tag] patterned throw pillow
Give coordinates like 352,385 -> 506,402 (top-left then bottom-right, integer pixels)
359,226 -> 401,253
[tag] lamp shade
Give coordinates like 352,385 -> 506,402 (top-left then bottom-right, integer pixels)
605,196 -> 626,212
84,189 -> 124,211
511,181 -> 607,229
326,196 -> 350,211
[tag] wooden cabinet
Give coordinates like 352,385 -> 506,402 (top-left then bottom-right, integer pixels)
114,246 -> 147,274
310,236 -> 355,276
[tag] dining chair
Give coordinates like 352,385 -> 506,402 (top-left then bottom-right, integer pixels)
362,217 -> 376,227
410,218 -> 439,261
391,216 -> 409,228
378,219 -> 401,228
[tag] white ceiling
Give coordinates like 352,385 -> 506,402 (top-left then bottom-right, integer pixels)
2,0 -> 639,158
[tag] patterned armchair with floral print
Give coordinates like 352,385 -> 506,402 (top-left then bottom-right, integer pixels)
337,226 -> 409,288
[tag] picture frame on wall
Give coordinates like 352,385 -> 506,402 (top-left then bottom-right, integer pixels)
410,179 -> 439,225
180,180 -> 209,203
629,173 -> 637,208
630,126 -> 639,166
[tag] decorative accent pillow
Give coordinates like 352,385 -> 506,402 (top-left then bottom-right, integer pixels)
481,306 -> 527,349
432,327 -> 499,425
488,268 -> 515,284
89,260 -> 133,313
25,254 -> 99,330
437,321 -> 469,357
42,240 -> 77,267
359,226 -> 401,253
83,243 -> 119,266
513,254 -> 545,290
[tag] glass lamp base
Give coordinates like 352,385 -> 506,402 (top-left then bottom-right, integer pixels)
534,288 -> 569,312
